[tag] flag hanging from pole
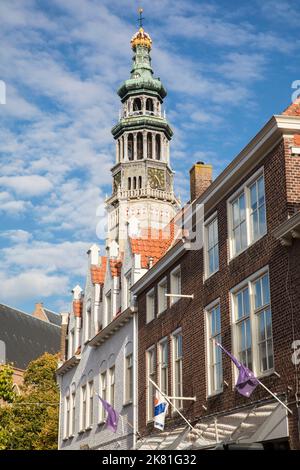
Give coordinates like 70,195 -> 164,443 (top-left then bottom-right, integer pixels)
154,390 -> 168,431
98,395 -> 119,433
216,341 -> 259,397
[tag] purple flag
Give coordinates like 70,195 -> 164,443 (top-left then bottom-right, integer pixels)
98,395 -> 119,433
216,342 -> 259,397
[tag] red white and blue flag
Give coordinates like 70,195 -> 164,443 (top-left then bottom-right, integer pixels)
154,391 -> 168,431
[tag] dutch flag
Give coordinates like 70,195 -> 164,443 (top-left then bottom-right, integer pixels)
154,391 -> 168,431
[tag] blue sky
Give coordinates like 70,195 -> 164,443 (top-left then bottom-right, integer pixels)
0,0 -> 299,314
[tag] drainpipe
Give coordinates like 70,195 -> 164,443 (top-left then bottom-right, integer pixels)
132,308 -> 138,450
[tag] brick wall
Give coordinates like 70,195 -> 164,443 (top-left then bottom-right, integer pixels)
137,137 -> 300,448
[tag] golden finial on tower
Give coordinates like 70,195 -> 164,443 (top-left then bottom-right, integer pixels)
131,7 -> 152,50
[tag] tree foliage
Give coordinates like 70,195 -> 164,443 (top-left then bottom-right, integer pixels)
0,363 -> 15,403
0,353 -> 59,450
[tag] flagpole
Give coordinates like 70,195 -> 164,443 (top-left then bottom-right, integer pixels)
148,377 -> 198,433
255,379 -> 292,415
213,340 -> 293,415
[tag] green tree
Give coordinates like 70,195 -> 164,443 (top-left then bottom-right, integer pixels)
0,353 -> 59,450
0,363 -> 15,403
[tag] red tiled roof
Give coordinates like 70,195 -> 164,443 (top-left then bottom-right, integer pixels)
130,223 -> 176,269
282,98 -> 300,117
91,256 -> 107,284
73,300 -> 82,318
110,259 -> 122,277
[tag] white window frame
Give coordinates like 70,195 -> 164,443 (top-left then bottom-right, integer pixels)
109,365 -> 115,409
146,345 -> 156,423
158,277 -> 168,315
170,266 -> 181,305
85,305 -> 92,343
230,266 -> 274,381
99,371 -> 107,423
158,337 -> 169,396
86,380 -> 93,429
204,212 -> 219,279
124,353 -> 133,404
227,168 -> 267,260
70,390 -> 76,437
80,384 -> 87,432
205,299 -> 223,397
146,288 -> 155,324
64,392 -> 70,439
171,328 -> 183,411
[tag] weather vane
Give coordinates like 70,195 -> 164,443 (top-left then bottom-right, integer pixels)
138,7 -> 145,28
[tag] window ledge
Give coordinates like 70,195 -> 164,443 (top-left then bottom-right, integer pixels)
98,420 -> 106,426
207,390 -> 223,399
157,309 -> 167,317
204,269 -> 219,282
123,400 -> 133,407
85,425 -> 92,431
257,369 -> 275,380
78,429 -> 85,435
229,231 -> 267,263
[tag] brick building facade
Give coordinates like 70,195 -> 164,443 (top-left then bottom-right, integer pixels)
132,109 -> 300,450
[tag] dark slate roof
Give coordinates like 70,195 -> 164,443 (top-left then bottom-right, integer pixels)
0,303 -> 61,370
44,308 -> 61,327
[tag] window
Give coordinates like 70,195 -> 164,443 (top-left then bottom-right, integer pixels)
155,134 -> 161,160
128,133 -> 134,160
232,269 -> 273,377
158,277 -> 167,314
205,216 -> 219,277
249,175 -> 266,242
254,273 -> 273,372
133,97 -> 142,113
80,385 -> 87,431
232,193 -> 247,256
206,302 -> 222,395
146,288 -> 155,323
87,380 -> 93,428
229,172 -> 267,258
172,330 -> 183,409
105,291 -> 112,325
146,98 -> 154,113
124,271 -> 132,309
147,133 -> 152,158
99,371 -> 107,422
109,366 -> 115,408
71,391 -> 76,436
125,353 -> 133,403
65,395 -> 70,438
137,132 -> 143,159
146,347 -> 156,421
159,339 -> 168,396
170,266 -> 181,305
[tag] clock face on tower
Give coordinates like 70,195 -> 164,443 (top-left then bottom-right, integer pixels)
148,168 -> 165,190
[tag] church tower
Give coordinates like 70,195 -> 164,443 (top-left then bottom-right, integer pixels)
106,16 -> 180,250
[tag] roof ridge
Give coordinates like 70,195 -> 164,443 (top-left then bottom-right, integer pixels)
0,303 -> 61,329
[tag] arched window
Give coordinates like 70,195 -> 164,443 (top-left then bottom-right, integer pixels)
133,177 -> 137,190
128,133 -> 133,160
147,133 -> 152,159
156,134 -> 161,160
137,132 -> 143,160
146,98 -> 154,113
139,176 -> 142,189
128,178 -> 131,190
133,97 -> 142,113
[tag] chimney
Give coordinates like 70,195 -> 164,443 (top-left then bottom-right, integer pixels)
32,302 -> 48,322
189,162 -> 213,202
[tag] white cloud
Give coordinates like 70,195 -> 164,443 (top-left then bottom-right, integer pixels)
0,175 -> 53,197
0,230 -> 32,244
0,270 -> 69,303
